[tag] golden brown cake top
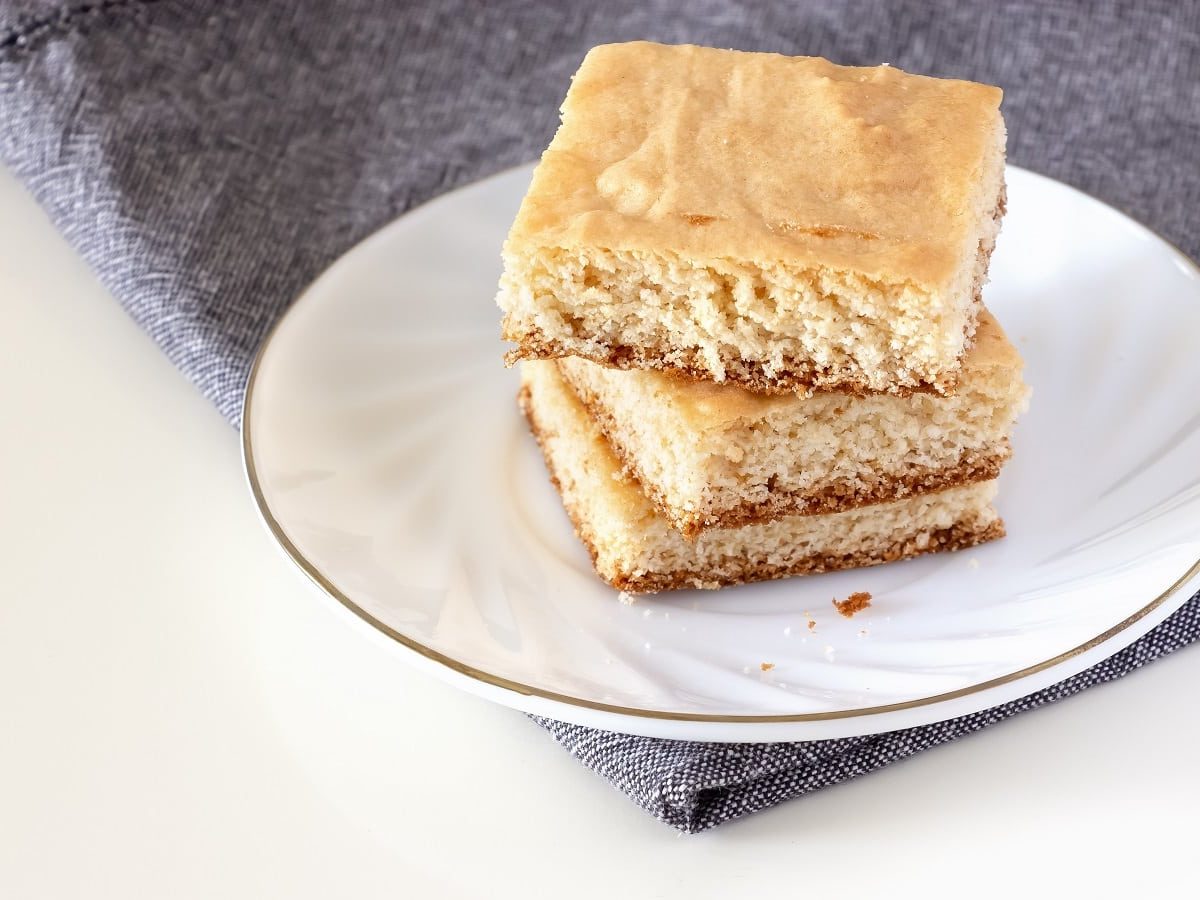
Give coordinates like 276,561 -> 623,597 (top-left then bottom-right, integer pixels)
508,42 -> 1004,287
625,310 -> 1022,425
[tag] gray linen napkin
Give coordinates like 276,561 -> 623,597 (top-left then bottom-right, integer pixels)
2,0 -> 1196,832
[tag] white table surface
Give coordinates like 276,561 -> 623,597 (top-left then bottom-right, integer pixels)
2,163 -> 1197,899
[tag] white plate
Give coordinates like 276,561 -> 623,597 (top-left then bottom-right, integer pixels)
243,165 -> 1200,742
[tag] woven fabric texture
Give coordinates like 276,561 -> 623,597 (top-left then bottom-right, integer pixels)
1,0 -> 1196,832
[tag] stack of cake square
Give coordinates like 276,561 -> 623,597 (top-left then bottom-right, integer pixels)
497,42 -> 1029,594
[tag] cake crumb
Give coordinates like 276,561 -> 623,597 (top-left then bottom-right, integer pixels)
760,662 -> 775,672
618,591 -> 638,605
834,591 -> 873,618
968,557 -> 980,570
823,645 -> 837,663
783,625 -> 792,637
807,618 -> 817,633
642,608 -> 652,618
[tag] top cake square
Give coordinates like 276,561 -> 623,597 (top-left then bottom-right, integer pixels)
498,42 -> 1006,395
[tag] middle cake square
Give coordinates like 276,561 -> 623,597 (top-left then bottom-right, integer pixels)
556,309 -> 1028,539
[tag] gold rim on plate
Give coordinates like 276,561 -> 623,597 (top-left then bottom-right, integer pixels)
240,165 -> 1200,726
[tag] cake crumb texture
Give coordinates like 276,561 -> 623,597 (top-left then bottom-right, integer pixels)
554,308 -> 1027,537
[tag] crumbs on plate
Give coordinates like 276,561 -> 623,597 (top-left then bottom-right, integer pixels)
833,591 -> 872,618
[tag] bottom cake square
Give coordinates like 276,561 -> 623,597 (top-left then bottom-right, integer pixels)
519,360 -> 1005,594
